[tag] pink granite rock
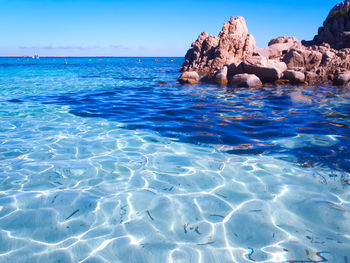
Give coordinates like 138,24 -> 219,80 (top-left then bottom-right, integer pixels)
178,71 -> 200,84
283,49 -> 322,71
283,70 -> 305,84
213,66 -> 228,85
180,16 -> 256,73
333,71 -> 350,85
229,73 -> 262,88
180,2 -> 350,87
239,56 -> 287,83
258,37 -> 302,59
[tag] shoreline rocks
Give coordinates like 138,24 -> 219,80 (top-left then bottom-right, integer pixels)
230,74 -> 262,88
283,70 -> 305,84
213,66 -> 228,85
240,56 -> 287,83
178,71 -> 200,84
334,71 -> 350,85
178,0 -> 350,87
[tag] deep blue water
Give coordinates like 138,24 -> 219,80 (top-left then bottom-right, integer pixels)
0,57 -> 349,262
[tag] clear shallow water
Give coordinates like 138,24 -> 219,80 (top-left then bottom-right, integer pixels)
0,57 -> 349,263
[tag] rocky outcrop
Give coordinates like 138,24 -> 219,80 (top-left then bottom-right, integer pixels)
305,0 -> 350,49
179,1 -> 350,87
302,44 -> 350,83
180,16 -> 256,73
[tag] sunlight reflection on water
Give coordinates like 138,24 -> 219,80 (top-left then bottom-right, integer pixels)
0,58 -> 349,262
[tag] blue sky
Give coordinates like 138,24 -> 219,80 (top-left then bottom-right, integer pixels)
0,0 -> 340,56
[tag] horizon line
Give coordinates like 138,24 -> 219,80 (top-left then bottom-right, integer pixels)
0,56 -> 185,58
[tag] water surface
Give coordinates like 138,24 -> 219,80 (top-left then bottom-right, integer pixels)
0,57 -> 349,262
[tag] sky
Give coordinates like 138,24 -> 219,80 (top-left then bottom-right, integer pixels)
0,0 -> 341,57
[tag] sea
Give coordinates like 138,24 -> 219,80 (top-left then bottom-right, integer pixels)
0,57 -> 349,263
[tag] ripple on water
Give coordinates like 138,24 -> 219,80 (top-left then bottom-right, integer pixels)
0,58 -> 349,262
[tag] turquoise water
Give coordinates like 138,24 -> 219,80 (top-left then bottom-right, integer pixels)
0,57 -> 349,263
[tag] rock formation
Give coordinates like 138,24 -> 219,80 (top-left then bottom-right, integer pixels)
180,16 -> 256,73
178,0 -> 350,87
304,0 -> 350,49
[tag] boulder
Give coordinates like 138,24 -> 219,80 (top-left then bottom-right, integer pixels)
258,37 -> 302,59
180,16 -> 256,73
229,73 -> 262,88
268,36 -> 300,46
283,70 -> 305,84
240,56 -> 287,83
178,71 -> 200,84
321,50 -> 336,65
305,72 -> 319,85
333,72 -> 350,85
213,66 -> 228,85
323,50 -> 336,60
283,49 -> 322,71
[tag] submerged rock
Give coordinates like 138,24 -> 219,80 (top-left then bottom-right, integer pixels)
157,81 -> 168,86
